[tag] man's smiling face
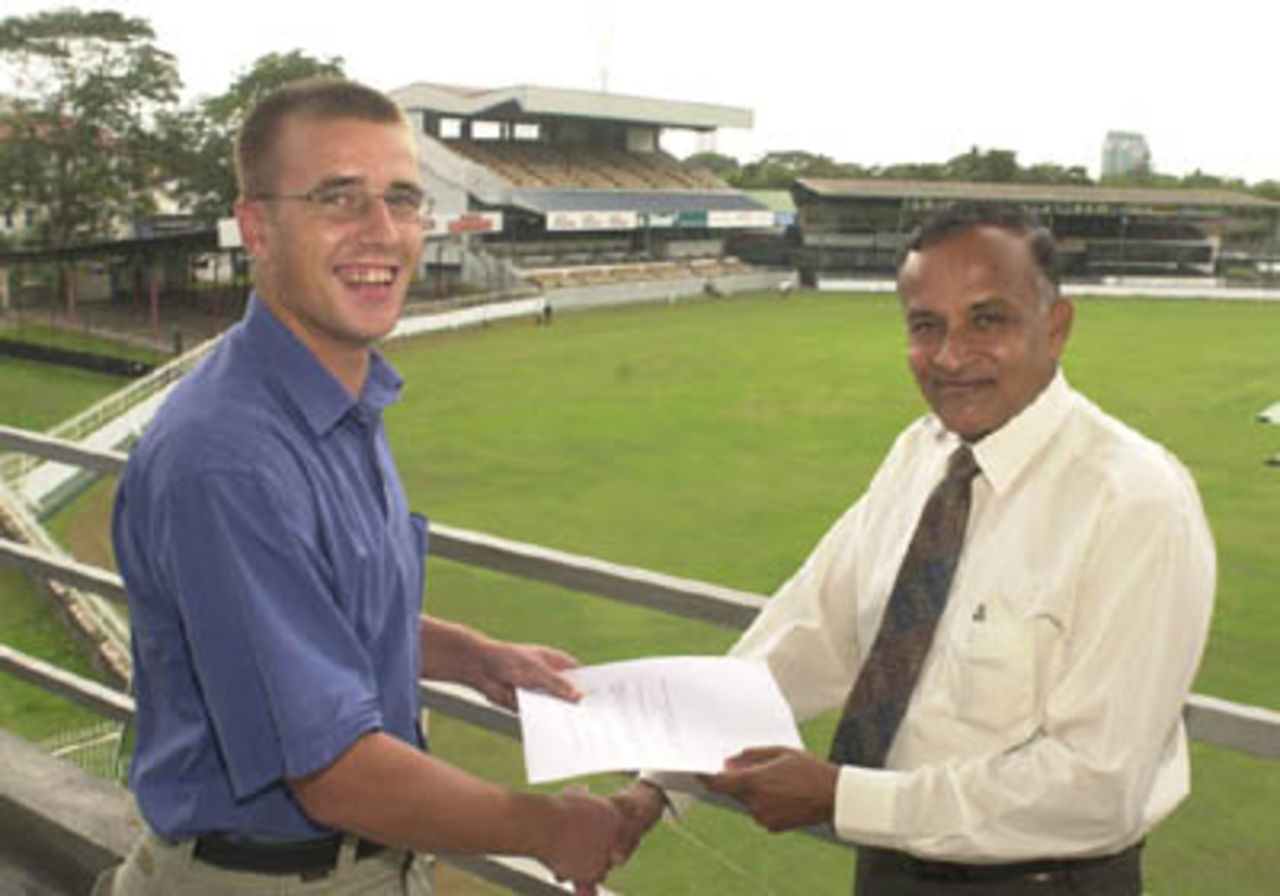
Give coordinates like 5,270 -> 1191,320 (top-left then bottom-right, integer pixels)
237,114 -> 424,376
898,225 -> 1073,442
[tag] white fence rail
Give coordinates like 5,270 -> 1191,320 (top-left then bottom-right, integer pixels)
1,428 -> 1279,763
0,441 -> 130,683
2,425 -> 1279,893
0,338 -> 217,487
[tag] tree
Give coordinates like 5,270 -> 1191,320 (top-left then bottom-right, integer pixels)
736,150 -> 867,189
874,161 -> 948,181
683,151 -> 740,184
1250,180 -> 1280,202
1020,162 -> 1092,186
163,50 -> 344,223
945,146 -> 1020,183
1099,171 -> 1180,189
0,8 -> 181,249
1179,169 -> 1246,192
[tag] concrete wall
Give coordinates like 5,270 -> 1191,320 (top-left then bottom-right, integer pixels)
0,728 -> 138,893
548,270 -> 793,313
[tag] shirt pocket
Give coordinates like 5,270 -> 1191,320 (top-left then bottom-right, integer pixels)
942,590 -> 1044,737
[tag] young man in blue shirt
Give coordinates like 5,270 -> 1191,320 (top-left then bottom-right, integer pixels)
101,78 -> 622,895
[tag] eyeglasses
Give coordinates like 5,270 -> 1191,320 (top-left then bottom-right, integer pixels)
252,183 -> 430,224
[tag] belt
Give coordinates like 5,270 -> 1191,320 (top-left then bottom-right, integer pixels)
860,841 -> 1143,884
193,833 -> 389,877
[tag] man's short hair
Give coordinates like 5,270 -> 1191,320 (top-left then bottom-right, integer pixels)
235,77 -> 409,198
898,202 -> 1061,295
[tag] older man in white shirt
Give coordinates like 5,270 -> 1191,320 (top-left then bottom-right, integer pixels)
611,202 -> 1215,895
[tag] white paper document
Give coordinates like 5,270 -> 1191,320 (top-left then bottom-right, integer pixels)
517,656 -> 802,784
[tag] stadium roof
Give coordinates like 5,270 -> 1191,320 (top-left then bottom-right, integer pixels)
510,189 -> 767,215
390,83 -> 752,131
794,178 -> 1280,211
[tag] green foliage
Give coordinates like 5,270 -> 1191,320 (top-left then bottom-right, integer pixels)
161,50 -> 345,223
1180,170 -> 1248,191
874,160 -> 949,181
379,296 -> 1280,708
698,144 -> 1261,193
0,565 -> 105,741
374,294 -> 1279,893
724,146 -> 1082,188
1020,161 -> 1091,185
945,146 -> 1020,182
0,8 -> 181,248
1250,180 -> 1280,202
946,148 -> 1088,185
732,150 -> 869,188
0,353 -> 123,430
683,150 -> 740,182
4,322 -> 167,367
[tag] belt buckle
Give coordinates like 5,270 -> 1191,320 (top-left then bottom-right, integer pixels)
300,862 -> 336,883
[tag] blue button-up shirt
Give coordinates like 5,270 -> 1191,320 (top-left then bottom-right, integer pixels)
113,297 -> 427,840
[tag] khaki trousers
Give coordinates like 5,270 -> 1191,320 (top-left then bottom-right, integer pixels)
93,831 -> 434,896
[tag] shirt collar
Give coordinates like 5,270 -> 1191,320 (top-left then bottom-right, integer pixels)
969,369 -> 1072,494
242,295 -> 403,436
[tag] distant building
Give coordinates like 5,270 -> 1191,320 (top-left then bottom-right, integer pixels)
788,178 -> 1280,283
1101,131 -> 1152,179
388,83 -> 777,292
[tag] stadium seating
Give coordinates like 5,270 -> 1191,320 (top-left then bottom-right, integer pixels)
443,141 -> 729,191
519,256 -> 760,290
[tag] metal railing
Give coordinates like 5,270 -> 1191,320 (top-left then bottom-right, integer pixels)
2,429 -> 1279,893
0,441 -> 130,683
0,337 -> 217,485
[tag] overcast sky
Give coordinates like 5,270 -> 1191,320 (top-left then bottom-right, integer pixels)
6,0 -> 1279,183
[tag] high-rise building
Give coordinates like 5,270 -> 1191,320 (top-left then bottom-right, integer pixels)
1101,131 -> 1152,179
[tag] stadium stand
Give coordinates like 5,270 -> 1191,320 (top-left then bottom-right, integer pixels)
442,141 -> 723,192
389,83 -> 781,293
790,178 -> 1280,284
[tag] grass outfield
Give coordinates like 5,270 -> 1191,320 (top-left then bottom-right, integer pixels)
0,355 -> 123,741
379,292 -> 1279,895
1,323 -> 168,368
0,353 -> 126,431
2,291 -> 1277,893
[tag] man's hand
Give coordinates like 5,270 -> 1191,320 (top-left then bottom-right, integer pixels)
471,639 -> 581,711
703,746 -> 838,832
420,617 -> 580,711
540,787 -> 625,895
608,780 -> 666,863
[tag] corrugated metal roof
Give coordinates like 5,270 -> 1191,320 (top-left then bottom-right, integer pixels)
794,178 -> 1280,210
510,189 -> 767,214
391,83 -> 752,131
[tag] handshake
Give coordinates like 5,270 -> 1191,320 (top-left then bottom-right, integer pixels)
534,747 -> 840,893
533,780 -> 666,894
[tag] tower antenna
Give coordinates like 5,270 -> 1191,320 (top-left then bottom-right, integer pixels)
598,11 -> 614,93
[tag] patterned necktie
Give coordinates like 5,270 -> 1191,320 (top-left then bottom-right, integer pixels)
829,444 -> 981,768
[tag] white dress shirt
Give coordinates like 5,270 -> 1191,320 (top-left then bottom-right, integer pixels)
731,370 -> 1215,862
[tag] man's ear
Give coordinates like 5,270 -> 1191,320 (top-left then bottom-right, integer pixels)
234,199 -> 270,263
1048,297 -> 1074,360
